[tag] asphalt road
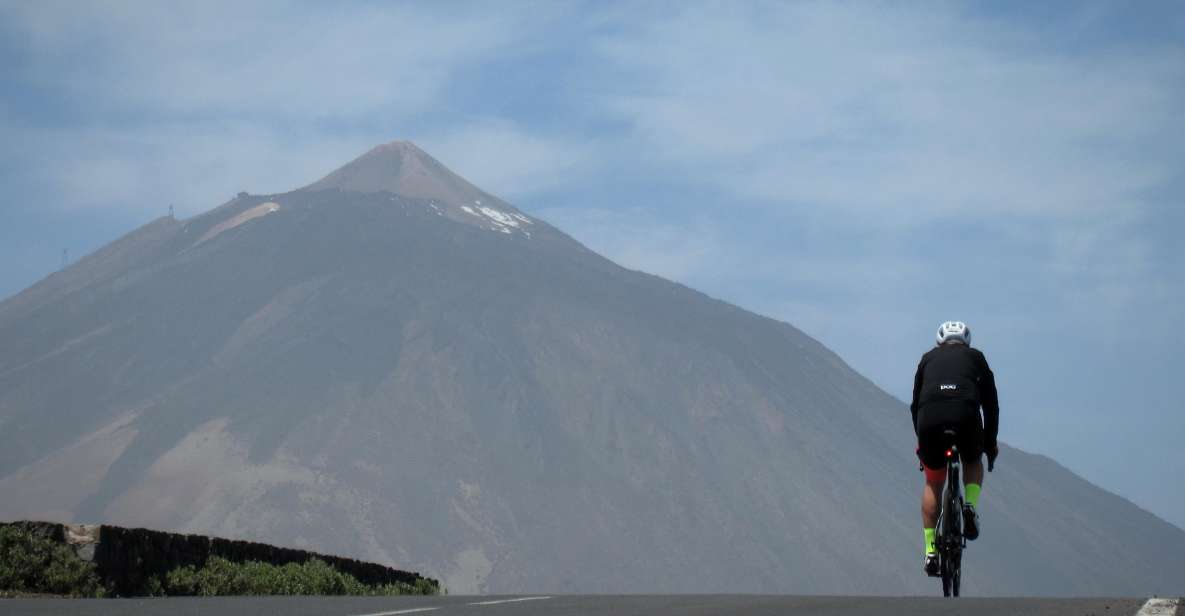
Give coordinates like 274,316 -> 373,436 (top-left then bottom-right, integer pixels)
0,595 -> 1170,616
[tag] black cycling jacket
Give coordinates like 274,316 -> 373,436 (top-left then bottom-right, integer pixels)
910,343 -> 999,446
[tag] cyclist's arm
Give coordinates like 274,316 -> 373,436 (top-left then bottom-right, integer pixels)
910,359 -> 924,434
976,351 -> 1000,447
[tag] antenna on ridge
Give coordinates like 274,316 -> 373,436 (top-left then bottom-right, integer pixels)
61,248 -> 69,270
169,204 -> 175,219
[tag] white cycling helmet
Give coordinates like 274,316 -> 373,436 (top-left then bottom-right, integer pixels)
936,321 -> 971,345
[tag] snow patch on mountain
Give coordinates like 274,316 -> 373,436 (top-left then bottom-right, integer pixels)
460,200 -> 533,237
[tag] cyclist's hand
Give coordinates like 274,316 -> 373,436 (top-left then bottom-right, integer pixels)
986,443 -> 999,472
915,446 -> 924,472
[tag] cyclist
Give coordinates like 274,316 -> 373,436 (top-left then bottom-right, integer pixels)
911,321 -> 999,577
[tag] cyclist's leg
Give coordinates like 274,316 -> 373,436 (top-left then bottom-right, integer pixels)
964,456 -> 984,502
916,411 -> 949,555
922,466 -> 943,577
958,404 -> 986,507
922,465 -> 944,549
956,403 -> 986,540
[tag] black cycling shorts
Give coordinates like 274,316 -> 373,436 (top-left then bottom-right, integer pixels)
916,400 -> 984,470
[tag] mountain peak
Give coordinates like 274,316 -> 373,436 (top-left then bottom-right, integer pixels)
301,140 -> 493,208
300,140 -> 537,237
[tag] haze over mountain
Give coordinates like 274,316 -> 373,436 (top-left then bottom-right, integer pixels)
1,142 -> 1181,596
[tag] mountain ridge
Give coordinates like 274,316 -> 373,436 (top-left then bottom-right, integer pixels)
1,141 -> 1182,596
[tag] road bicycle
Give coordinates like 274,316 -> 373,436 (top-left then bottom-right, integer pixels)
935,428 -> 965,597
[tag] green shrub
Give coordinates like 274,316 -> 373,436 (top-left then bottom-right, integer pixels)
0,524 -> 438,598
0,526 -> 105,598
164,556 -> 437,596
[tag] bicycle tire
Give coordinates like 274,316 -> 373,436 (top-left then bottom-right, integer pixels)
953,550 -> 962,597
939,497 -> 954,595
949,476 -> 963,597
939,451 -> 963,598
940,515 -> 955,595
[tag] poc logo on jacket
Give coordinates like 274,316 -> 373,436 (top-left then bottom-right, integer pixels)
940,384 -> 958,391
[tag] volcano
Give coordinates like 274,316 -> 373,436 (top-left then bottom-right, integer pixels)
1,142 -> 1182,595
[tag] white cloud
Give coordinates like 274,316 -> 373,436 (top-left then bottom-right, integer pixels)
6,120 -> 374,215
7,117 -> 595,216
416,120 -> 596,202
0,1 -> 567,214
5,1 -> 527,119
596,3 -> 1184,221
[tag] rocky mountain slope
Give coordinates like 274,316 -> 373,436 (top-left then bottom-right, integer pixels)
1,142 -> 1182,595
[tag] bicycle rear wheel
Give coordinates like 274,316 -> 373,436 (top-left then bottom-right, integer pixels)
941,556 -> 952,596
939,510 -> 956,596
949,486 -> 963,597
939,462 -> 962,597
952,550 -> 961,597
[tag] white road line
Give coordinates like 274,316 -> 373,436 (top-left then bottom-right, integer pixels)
1137,598 -> 1180,616
349,596 -> 552,615
468,596 -> 553,606
351,608 -> 439,616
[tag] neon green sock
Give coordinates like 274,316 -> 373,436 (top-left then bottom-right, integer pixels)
924,528 -> 936,554
965,483 -> 982,508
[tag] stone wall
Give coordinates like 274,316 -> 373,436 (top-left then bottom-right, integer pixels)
2,521 -> 438,597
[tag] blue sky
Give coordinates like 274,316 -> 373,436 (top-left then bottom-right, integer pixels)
2,1 -> 1183,528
